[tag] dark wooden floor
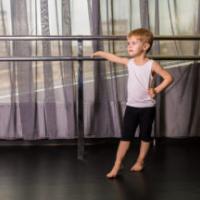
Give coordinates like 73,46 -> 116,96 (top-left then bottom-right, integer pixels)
0,139 -> 200,200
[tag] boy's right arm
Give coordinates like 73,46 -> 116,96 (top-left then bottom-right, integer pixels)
92,51 -> 128,66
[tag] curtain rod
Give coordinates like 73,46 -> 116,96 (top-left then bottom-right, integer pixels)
0,56 -> 199,62
0,35 -> 199,40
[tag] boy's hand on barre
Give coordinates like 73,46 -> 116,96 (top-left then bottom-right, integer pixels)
91,51 -> 103,58
91,51 -> 128,66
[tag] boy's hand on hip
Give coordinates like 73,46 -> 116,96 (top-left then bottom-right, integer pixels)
147,88 -> 157,98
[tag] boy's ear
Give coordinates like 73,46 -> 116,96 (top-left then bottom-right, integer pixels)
143,43 -> 150,51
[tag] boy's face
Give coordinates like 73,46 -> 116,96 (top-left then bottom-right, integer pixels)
127,35 -> 150,57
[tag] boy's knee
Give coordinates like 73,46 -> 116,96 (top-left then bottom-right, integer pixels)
121,132 -> 134,141
120,137 -> 133,142
140,136 -> 153,142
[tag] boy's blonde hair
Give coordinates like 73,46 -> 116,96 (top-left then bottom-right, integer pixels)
128,28 -> 154,52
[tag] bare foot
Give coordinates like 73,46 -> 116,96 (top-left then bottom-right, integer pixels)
106,163 -> 122,178
130,161 -> 144,172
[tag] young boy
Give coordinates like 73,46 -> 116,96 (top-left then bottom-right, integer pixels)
92,28 -> 173,178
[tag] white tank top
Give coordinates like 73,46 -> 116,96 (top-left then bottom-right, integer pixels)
126,59 -> 156,108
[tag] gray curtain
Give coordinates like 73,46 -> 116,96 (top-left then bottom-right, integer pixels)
0,0 -> 76,139
0,0 -> 199,140
159,0 -> 200,137
160,64 -> 200,137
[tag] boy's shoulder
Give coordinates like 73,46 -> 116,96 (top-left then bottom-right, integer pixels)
151,59 -> 161,67
151,60 -> 164,73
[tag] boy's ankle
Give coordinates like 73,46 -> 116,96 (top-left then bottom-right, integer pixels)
114,160 -> 122,166
136,158 -> 144,164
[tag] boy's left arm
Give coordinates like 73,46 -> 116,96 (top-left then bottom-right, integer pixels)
148,61 -> 174,98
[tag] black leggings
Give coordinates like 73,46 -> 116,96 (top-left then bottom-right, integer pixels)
121,106 -> 155,142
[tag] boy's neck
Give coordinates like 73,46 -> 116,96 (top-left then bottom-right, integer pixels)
133,53 -> 148,65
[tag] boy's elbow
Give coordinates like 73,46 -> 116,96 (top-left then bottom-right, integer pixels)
168,74 -> 174,85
